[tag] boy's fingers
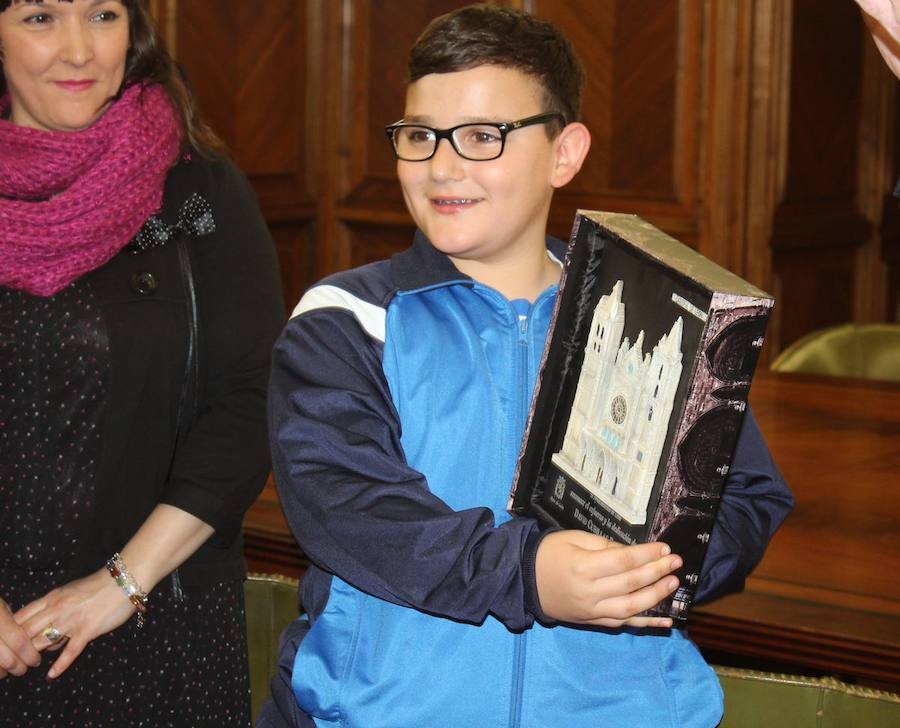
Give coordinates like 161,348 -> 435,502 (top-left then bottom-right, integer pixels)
604,555 -> 682,598
587,575 -> 680,624
595,615 -> 674,630
555,530 -> 614,551
583,542 -> 676,579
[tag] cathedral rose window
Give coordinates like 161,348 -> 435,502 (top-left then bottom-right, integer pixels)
611,395 -> 627,425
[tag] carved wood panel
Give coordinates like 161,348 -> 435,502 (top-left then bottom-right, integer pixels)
155,0 -> 318,308
150,0 -> 899,342
770,0 -> 883,350
147,0 -> 900,685
534,0 -> 699,226
334,0 -> 476,271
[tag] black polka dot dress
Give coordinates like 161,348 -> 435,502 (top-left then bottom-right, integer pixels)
0,281 -> 251,727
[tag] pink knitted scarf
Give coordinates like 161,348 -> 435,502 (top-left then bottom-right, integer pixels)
0,83 -> 182,296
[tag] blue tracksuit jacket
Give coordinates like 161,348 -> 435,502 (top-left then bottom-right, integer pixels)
264,232 -> 793,728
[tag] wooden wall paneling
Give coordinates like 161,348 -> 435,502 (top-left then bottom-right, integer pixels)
733,0 -> 793,360
333,0 -> 473,272
776,249 -> 860,347
770,0 -> 873,349
148,0 -> 177,50
699,0 -> 752,274
174,1 -> 315,211
856,27 -> 896,323
166,0 -> 319,311
308,0 -> 346,281
883,95 -> 900,321
270,223 -> 318,313
345,223 -> 418,271
531,1 -> 703,244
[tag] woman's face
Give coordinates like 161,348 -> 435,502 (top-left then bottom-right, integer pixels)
0,0 -> 129,132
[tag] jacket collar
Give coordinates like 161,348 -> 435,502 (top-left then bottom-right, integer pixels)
390,229 -> 568,293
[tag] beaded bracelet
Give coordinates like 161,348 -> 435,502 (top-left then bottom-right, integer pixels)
105,553 -> 148,628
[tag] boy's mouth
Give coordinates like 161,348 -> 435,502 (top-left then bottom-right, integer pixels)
430,197 -> 479,213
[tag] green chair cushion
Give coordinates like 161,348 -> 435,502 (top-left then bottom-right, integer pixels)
715,666 -> 900,727
241,577 -> 900,727
770,323 -> 900,382
244,573 -> 301,725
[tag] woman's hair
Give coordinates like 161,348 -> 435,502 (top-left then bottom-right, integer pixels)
0,0 -> 221,152
408,4 -> 585,137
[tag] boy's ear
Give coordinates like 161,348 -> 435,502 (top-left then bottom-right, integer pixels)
550,122 -> 591,189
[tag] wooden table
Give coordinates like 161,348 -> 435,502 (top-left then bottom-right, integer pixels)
690,372 -> 900,690
244,372 -> 900,690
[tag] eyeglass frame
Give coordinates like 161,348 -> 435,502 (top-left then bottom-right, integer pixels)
384,112 -> 566,162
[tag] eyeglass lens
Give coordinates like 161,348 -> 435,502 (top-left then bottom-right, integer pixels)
393,124 -> 504,161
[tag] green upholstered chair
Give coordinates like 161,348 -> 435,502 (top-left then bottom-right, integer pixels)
242,575 -> 900,726
715,665 -> 900,727
244,573 -> 301,725
770,323 -> 900,382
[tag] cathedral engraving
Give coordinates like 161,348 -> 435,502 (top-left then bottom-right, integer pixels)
551,280 -> 684,525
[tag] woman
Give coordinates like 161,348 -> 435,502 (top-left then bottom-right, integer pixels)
0,1 -> 284,725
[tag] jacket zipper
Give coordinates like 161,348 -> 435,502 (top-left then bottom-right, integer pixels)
510,307 -> 531,728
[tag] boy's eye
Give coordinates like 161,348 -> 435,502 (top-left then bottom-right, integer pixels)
402,128 -> 435,146
459,126 -> 502,146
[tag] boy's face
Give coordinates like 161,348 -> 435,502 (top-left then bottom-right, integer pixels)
397,65 -> 562,273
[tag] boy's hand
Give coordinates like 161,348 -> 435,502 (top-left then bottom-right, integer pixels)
535,530 -> 681,629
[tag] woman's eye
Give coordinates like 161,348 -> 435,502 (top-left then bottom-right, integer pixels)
92,10 -> 121,22
23,13 -> 53,25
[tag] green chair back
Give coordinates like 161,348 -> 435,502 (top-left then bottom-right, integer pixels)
770,323 -> 900,382
244,573 -> 301,725
715,666 -> 900,727
241,577 -> 900,727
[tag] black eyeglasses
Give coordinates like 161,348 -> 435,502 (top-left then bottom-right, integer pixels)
385,112 -> 565,162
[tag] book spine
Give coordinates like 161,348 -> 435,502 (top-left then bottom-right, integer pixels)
647,293 -> 772,620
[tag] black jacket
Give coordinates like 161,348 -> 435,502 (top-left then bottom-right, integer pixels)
69,153 -> 284,588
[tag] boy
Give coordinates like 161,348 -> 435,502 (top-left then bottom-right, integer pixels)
264,6 -> 792,727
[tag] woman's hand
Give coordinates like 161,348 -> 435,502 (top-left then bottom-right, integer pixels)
7,504 -> 215,680
14,569 -> 137,680
0,597 -> 41,679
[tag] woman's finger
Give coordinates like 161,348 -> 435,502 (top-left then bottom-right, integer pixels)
46,635 -> 87,680
0,642 -> 28,677
12,596 -> 50,625
21,612 -> 70,653
38,622 -> 69,651
0,602 -> 41,671
21,595 -> 68,641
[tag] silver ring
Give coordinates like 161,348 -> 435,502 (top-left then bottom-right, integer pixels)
42,623 -> 63,644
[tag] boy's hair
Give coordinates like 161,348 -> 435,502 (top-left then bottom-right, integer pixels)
407,4 -> 584,136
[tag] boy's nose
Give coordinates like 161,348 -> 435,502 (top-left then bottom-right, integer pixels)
429,138 -> 465,181
60,22 -> 94,66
